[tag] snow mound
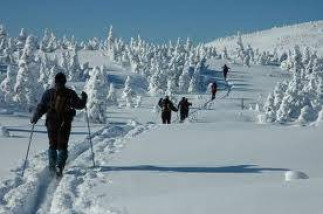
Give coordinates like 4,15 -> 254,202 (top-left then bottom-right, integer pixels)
284,171 -> 309,181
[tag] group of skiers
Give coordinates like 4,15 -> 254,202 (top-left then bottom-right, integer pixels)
157,64 -> 230,123
158,96 -> 192,124
29,64 -> 230,177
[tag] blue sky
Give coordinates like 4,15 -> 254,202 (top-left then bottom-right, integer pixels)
0,0 -> 322,43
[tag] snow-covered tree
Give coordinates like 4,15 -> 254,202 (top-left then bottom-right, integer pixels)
106,83 -> 118,106
86,37 -> 100,50
244,54 -> 251,67
259,51 -> 269,65
165,77 -> 177,97
46,32 -> 58,52
68,51 -> 82,81
135,96 -> 142,108
104,25 -> 115,51
0,65 -> 17,105
38,61 -> 50,89
188,70 -> 200,94
273,82 -> 287,109
292,45 -> 303,75
0,24 -> 7,43
16,28 -> 28,50
297,105 -> 315,125
263,93 -> 276,122
60,51 -> 70,73
275,96 -> 290,123
13,35 -> 42,110
40,29 -> 51,51
185,37 -> 193,52
178,61 -> 192,93
121,76 -> 135,108
148,73 -> 162,96
20,35 -> 37,64
222,46 -> 229,60
122,89 -> 134,108
302,47 -> 311,66
85,66 -> 108,123
13,63 -> 38,110
47,62 -> 61,88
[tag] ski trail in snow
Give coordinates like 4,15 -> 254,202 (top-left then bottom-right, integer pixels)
0,124 -> 109,214
181,84 -> 233,123
0,121 -> 153,214
48,124 -> 152,213
31,169 -> 62,214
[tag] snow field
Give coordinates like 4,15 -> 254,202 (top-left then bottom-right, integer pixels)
0,121 -> 153,214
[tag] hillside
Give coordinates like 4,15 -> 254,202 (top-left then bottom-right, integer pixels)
209,21 -> 323,55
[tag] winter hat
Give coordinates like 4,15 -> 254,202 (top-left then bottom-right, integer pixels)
55,72 -> 67,85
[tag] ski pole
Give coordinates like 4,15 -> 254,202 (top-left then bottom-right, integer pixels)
21,123 -> 35,178
154,108 -> 160,124
85,108 -> 96,167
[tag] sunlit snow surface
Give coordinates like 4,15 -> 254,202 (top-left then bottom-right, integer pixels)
1,53 -> 323,213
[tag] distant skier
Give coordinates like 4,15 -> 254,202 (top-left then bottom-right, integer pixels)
178,97 -> 192,122
31,72 -> 87,177
211,82 -> 218,100
222,64 -> 230,82
158,96 -> 178,124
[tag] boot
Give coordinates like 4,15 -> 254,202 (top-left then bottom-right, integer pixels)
48,147 -> 57,177
56,149 -> 68,175
55,165 -> 63,177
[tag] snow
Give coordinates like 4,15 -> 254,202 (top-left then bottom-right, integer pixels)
209,21 -> 323,56
285,171 -> 309,181
1,21 -> 323,213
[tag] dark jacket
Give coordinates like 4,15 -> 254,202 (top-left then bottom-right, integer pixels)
223,65 -> 230,73
211,82 -> 218,92
178,99 -> 192,112
32,87 -> 86,125
158,98 -> 178,112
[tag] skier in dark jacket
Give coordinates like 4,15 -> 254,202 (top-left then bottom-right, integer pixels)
222,64 -> 230,82
178,97 -> 192,122
158,96 -> 178,124
31,72 -> 87,177
211,82 -> 218,100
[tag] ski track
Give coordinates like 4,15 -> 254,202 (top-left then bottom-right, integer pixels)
0,121 -> 152,214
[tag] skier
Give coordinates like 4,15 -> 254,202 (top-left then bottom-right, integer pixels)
178,97 -> 192,122
158,96 -> 178,124
222,64 -> 230,82
211,82 -> 218,100
31,72 -> 87,177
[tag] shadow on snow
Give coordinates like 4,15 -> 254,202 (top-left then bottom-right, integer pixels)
97,164 -> 288,174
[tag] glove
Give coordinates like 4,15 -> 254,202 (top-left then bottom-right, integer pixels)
30,117 -> 37,124
81,91 -> 88,102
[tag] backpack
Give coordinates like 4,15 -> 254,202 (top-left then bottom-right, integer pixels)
49,88 -> 71,120
162,100 -> 171,111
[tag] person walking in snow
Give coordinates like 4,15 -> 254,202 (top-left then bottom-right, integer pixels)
178,97 -> 192,122
211,82 -> 218,100
222,64 -> 230,82
158,96 -> 178,124
31,72 -> 88,177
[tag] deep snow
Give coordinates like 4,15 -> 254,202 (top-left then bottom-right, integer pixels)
1,40 -> 323,213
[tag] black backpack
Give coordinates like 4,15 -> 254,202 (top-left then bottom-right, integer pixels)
49,88 -> 73,121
